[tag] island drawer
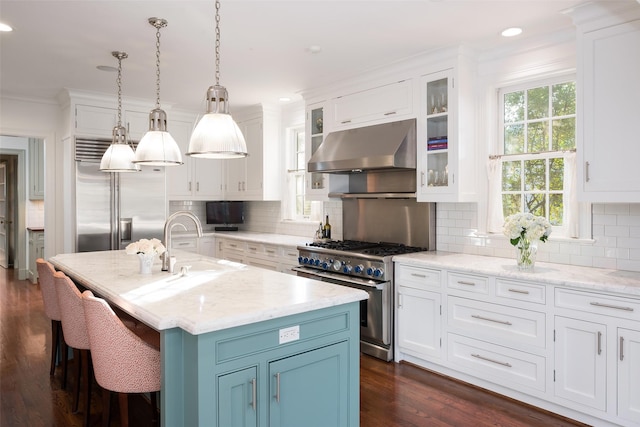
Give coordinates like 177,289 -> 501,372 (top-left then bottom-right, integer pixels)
555,288 -> 640,321
447,272 -> 489,295
395,265 -> 441,291
495,279 -> 546,305
447,333 -> 546,392
447,296 -> 546,348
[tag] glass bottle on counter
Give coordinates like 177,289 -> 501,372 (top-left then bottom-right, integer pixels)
323,215 -> 332,240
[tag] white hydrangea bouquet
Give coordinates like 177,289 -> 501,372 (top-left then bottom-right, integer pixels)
125,238 -> 166,274
125,238 -> 166,257
503,213 -> 552,270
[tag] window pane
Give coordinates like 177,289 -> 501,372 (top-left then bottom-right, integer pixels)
504,91 -> 524,123
295,175 -> 304,194
524,159 -> 545,191
549,157 -> 564,191
527,121 -> 548,153
524,193 -> 545,217
552,118 -> 575,151
296,152 -> 305,170
502,161 -> 521,191
552,82 -> 576,116
502,194 -> 521,217
527,86 -> 549,120
295,195 -> 304,216
504,124 -> 524,154
549,194 -> 563,226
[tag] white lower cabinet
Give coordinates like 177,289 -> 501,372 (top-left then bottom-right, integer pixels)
394,260 -> 640,427
217,238 -> 302,273
554,316 -> 607,411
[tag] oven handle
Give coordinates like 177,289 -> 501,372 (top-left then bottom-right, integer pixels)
293,267 -> 387,290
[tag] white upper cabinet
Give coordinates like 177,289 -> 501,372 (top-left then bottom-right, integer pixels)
74,104 -> 149,140
225,104 -> 282,201
166,118 -> 224,201
417,53 -> 477,203
331,80 -> 414,129
570,3 -> 640,202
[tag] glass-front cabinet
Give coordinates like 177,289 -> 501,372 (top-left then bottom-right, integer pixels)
308,104 -> 326,196
417,59 -> 477,203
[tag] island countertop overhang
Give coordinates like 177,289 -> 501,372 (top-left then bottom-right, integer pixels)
49,250 -> 368,335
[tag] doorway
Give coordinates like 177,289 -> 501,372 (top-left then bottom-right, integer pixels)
0,155 -> 18,268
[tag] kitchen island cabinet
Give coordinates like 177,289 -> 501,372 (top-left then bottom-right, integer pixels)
394,251 -> 640,427
49,250 -> 366,427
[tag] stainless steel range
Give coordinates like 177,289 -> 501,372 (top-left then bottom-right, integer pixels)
297,118 -> 436,361
294,240 -> 429,361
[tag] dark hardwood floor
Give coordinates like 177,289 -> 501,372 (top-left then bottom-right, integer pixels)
1,266 -> 588,427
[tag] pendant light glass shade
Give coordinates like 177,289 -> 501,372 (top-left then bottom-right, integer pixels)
100,52 -> 139,172
134,18 -> 183,166
135,108 -> 183,166
188,85 -> 247,159
187,1 -> 247,159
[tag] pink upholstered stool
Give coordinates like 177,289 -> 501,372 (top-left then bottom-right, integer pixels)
54,271 -> 94,427
36,259 -> 69,386
81,290 -> 160,427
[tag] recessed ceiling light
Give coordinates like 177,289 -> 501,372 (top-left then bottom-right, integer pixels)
501,27 -> 523,37
306,45 -> 322,54
97,65 -> 117,72
279,97 -> 291,102
0,22 -> 13,32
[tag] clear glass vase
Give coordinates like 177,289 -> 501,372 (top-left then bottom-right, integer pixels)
515,238 -> 537,271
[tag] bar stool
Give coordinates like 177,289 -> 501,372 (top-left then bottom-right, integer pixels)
35,259 -> 69,386
81,290 -> 160,427
54,271 -> 94,427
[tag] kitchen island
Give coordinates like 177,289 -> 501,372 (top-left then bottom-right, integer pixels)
49,250 -> 368,427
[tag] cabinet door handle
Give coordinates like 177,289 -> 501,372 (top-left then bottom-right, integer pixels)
471,353 -> 512,368
398,294 -> 403,309
251,378 -> 257,411
274,372 -> 281,403
620,336 -> 625,361
471,314 -> 512,326
585,161 -> 590,182
196,182 -> 200,192
411,273 -> 426,278
590,301 -> 634,312
421,171 -> 425,187
457,280 -> 476,286
383,111 -> 397,116
266,249 -> 276,254
508,288 -> 530,295
341,120 -> 352,124
597,331 -> 602,355
188,181 -> 192,191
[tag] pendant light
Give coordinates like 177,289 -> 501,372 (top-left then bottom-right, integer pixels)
100,51 -> 140,172
187,0 -> 247,159
134,18 -> 183,166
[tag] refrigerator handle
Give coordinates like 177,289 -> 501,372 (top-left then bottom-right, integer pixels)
120,218 -> 132,244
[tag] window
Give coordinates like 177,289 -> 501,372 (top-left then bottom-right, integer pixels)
285,126 -> 321,221
499,79 -> 576,227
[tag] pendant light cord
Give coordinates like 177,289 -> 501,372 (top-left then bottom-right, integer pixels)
215,0 -> 221,86
116,54 -> 123,127
154,22 -> 164,109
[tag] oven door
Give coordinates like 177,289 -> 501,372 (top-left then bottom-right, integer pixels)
293,266 -> 392,357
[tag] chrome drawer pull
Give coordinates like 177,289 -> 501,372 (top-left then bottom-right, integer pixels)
275,372 -> 281,403
620,337 -> 625,362
597,331 -> 602,355
458,281 -> 476,286
251,378 -> 257,410
590,302 -> 634,312
471,314 -> 512,326
411,273 -> 427,278
471,353 -> 512,367
508,288 -> 530,295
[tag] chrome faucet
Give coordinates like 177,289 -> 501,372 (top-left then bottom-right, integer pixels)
162,211 -> 203,272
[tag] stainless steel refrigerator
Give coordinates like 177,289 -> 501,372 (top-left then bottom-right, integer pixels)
75,138 -> 166,252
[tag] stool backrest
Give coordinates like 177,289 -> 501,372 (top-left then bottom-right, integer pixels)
36,259 -> 61,321
54,271 -> 90,351
81,290 -> 161,394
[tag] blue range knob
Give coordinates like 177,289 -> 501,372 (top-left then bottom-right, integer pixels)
366,267 -> 374,276
314,259 -> 320,266
322,262 -> 329,269
373,268 -> 383,278
298,256 -> 303,264
354,265 -> 364,274
343,265 -> 352,273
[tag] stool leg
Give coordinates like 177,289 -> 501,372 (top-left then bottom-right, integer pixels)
118,393 -> 128,427
50,320 -> 59,375
83,350 -> 93,427
101,389 -> 111,427
72,348 -> 81,413
151,392 -> 158,427
61,340 -> 69,390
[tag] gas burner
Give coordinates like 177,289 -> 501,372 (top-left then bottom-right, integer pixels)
307,240 -> 377,251
359,243 -> 427,257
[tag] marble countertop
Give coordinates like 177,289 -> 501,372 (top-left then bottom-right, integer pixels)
50,250 -> 367,335
394,251 -> 640,297
172,231 -> 312,248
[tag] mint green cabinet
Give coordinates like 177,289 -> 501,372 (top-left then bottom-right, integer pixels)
218,366 -> 258,427
269,341 -> 349,427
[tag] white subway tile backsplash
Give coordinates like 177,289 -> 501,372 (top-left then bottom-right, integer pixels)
604,225 -> 630,237
604,204 -> 630,215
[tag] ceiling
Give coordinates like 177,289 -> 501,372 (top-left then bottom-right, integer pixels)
0,0 -> 628,114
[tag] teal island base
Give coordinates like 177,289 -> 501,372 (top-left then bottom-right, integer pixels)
161,302 -> 361,427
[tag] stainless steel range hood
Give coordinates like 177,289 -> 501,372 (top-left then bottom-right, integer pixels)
308,118 -> 416,173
